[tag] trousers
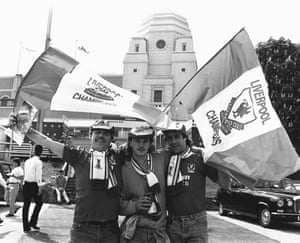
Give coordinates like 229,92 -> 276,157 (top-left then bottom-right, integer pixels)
22,182 -> 43,231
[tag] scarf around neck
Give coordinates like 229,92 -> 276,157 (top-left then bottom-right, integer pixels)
130,153 -> 160,193
89,149 -> 117,190
167,147 -> 192,187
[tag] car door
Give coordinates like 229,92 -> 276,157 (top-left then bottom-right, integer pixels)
227,180 -> 245,212
237,187 -> 256,216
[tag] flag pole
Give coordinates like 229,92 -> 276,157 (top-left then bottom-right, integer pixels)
163,27 -> 246,112
44,6 -> 53,50
37,6 -> 53,132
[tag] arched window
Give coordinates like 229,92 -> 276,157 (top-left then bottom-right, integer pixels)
0,96 -> 9,107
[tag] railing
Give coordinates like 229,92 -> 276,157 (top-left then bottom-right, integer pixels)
0,141 -> 60,161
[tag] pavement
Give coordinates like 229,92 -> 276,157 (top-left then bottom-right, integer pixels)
0,203 -> 73,243
0,203 -> 280,243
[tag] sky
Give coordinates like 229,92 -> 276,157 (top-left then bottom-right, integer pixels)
1,0 -> 300,77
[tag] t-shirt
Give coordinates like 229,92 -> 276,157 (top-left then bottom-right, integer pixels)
167,152 -> 218,216
63,146 -> 122,222
8,166 -> 24,184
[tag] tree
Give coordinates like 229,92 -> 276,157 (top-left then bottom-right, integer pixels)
256,37 -> 300,158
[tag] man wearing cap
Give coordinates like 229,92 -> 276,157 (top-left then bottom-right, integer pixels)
9,116 -> 122,242
162,121 -> 220,243
120,126 -> 170,243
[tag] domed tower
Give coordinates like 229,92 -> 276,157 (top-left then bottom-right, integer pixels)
123,13 -> 197,110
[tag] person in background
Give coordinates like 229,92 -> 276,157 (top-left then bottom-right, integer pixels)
120,126 -> 170,243
10,115 -> 122,243
5,158 -> 24,217
22,145 -> 44,233
54,168 -> 70,204
62,136 -> 75,179
0,172 -> 7,224
162,121 -> 225,243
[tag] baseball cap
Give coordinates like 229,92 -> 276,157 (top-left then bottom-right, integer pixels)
90,119 -> 114,133
162,121 -> 186,135
129,126 -> 154,138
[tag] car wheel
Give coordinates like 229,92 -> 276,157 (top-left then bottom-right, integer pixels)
258,207 -> 272,227
218,202 -> 228,216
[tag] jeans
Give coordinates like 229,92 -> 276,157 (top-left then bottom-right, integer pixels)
124,226 -> 170,243
167,211 -> 208,243
70,221 -> 120,243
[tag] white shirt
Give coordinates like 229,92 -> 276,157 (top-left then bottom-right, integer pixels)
0,173 -> 6,188
8,166 -> 24,183
24,155 -> 43,184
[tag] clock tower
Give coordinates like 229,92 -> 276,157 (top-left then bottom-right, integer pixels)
123,13 -> 197,114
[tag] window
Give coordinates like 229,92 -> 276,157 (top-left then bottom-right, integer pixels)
6,99 -> 14,107
182,43 -> 187,51
135,44 -> 139,52
156,39 -> 166,49
181,68 -> 186,72
133,68 -> 137,73
0,96 -> 10,107
153,90 -> 162,103
131,90 -> 137,94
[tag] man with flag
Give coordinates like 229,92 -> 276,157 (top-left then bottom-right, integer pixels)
11,25 -> 299,220
162,121 -> 222,243
9,117 -> 122,242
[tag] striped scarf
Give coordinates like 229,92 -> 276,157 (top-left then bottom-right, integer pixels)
130,154 -> 160,193
167,147 -> 193,187
131,154 -> 161,219
89,150 -> 118,190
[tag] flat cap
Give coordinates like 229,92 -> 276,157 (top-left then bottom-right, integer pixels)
129,126 -> 154,138
90,119 -> 114,133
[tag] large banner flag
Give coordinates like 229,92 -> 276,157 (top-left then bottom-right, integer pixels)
182,28 -> 299,182
15,47 -> 170,128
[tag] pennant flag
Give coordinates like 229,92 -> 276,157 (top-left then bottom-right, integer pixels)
15,47 -> 170,128
179,28 -> 300,182
78,45 -> 89,54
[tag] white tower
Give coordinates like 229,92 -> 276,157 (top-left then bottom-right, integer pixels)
123,13 -> 197,111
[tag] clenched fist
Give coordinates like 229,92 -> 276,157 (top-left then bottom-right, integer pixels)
135,194 -> 152,213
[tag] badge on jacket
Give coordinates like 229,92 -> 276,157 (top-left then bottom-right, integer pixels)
187,162 -> 196,173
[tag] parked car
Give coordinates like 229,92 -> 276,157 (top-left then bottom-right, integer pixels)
215,177 -> 300,227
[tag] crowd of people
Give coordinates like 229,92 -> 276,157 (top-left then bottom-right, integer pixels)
256,37 -> 300,154
4,115 -> 228,243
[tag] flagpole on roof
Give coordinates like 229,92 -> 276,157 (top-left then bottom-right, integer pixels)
163,27 -> 246,113
37,6 -> 53,133
44,6 -> 53,50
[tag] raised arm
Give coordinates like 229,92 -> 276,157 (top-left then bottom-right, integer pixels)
26,128 -> 64,158
9,113 -> 65,158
